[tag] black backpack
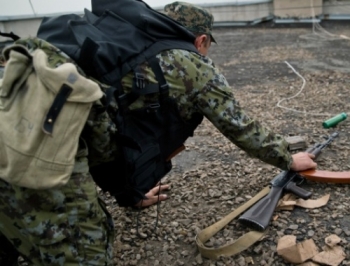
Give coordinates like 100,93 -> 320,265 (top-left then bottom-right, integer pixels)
37,0 -> 203,207
37,0 -> 197,85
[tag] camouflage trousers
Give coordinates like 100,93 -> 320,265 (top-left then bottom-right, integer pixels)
0,157 -> 115,266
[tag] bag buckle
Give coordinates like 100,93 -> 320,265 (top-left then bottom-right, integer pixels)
147,103 -> 160,113
134,73 -> 145,89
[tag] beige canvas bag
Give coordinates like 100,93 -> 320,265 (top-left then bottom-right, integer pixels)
0,45 -> 103,189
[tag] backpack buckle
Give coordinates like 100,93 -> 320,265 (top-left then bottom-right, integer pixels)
134,72 -> 145,90
159,83 -> 169,99
146,103 -> 160,113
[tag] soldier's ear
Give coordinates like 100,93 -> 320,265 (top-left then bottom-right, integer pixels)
194,34 -> 208,52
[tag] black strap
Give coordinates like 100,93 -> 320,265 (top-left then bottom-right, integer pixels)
42,84 -> 73,134
115,80 -> 134,115
103,40 -> 198,85
78,37 -> 99,78
117,64 -> 162,114
147,56 -> 169,102
115,57 -> 169,114
104,86 -> 117,107
0,31 -> 20,41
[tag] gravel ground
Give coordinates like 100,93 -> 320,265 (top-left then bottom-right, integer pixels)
104,22 -> 350,266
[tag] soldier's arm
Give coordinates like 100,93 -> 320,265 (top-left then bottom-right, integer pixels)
158,49 -> 292,170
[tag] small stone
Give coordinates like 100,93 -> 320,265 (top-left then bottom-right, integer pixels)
171,222 -> 179,227
308,230 -> 315,237
177,260 -> 184,265
289,224 -> 299,230
195,254 -> 203,264
334,228 -> 343,235
181,250 -> 190,256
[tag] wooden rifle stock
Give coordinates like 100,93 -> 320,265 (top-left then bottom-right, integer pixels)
299,131 -> 350,183
299,170 -> 350,183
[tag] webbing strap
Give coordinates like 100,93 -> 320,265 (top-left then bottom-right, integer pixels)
147,56 -> 169,101
0,31 -> 20,41
195,186 -> 270,259
43,84 -> 73,135
78,37 -> 99,78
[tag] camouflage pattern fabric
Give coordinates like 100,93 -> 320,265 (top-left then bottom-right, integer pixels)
0,170 -> 114,266
0,38 -> 114,266
164,1 -> 217,43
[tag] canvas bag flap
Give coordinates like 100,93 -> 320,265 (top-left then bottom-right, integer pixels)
0,45 -> 103,189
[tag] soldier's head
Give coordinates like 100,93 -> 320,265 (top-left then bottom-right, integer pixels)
164,1 -> 216,56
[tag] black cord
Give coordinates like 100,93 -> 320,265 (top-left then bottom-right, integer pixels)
135,182 -> 162,238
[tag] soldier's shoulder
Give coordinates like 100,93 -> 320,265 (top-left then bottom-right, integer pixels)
159,48 -> 214,68
14,37 -> 76,68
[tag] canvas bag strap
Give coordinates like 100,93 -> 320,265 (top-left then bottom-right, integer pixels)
195,186 -> 271,259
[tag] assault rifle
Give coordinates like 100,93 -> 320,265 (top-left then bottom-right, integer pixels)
238,132 -> 339,232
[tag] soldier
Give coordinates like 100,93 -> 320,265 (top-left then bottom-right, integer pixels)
134,1 -> 218,207
0,1 -> 316,265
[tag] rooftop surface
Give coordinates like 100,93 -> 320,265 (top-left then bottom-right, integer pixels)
110,22 -> 350,265
2,21 -> 350,265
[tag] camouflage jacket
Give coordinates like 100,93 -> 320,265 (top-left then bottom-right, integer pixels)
12,37 -> 292,171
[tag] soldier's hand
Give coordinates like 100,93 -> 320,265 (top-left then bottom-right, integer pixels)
135,184 -> 170,208
290,152 -> 317,171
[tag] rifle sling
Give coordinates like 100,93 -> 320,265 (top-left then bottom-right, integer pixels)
195,186 -> 270,259
196,170 -> 350,259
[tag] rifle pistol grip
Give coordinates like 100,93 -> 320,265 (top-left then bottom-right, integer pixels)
285,182 -> 312,199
